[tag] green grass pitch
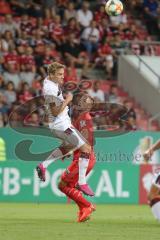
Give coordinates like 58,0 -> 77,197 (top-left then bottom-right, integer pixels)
0,203 -> 159,240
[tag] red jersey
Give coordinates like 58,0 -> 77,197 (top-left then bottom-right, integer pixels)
4,52 -> 19,71
73,112 -> 94,160
19,54 -> 35,71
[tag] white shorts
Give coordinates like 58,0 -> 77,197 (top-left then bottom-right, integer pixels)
51,125 -> 86,149
152,172 -> 160,188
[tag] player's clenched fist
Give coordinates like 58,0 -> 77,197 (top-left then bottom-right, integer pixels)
66,92 -> 73,103
143,149 -> 153,161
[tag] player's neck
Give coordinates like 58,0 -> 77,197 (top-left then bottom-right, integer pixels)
48,76 -> 58,85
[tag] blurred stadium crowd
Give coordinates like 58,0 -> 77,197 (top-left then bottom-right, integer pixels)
0,0 -> 160,130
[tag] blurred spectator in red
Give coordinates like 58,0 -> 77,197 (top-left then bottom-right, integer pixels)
49,15 -> 64,47
32,77 -> 42,95
44,9 -> 54,27
0,0 -> 12,15
95,38 -> 114,79
19,46 -> 36,85
3,45 -> 20,73
94,4 -> 108,24
76,1 -> 93,28
20,14 -> 35,35
4,81 -> 17,107
50,43 -> 62,61
64,61 -> 78,83
64,17 -> 80,39
81,20 -> 100,60
64,2 -> 77,23
18,82 -> 34,104
88,80 -> 106,102
0,14 -> 19,37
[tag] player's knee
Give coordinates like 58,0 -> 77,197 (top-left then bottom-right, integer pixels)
80,143 -> 91,153
59,146 -> 68,155
148,185 -> 159,201
147,192 -> 153,201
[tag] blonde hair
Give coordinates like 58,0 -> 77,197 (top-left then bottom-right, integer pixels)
47,62 -> 65,75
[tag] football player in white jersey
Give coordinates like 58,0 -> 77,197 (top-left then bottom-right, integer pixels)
143,140 -> 160,221
36,62 -> 94,196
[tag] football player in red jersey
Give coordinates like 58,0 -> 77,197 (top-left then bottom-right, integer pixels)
58,92 -> 96,222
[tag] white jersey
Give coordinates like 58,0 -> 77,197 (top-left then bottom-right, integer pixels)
43,77 -> 71,130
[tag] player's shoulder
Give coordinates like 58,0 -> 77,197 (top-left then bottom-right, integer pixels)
43,77 -> 58,94
81,112 -> 92,121
43,77 -> 56,88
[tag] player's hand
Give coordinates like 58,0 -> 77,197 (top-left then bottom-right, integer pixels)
143,149 -> 153,161
61,154 -> 71,161
66,92 -> 73,103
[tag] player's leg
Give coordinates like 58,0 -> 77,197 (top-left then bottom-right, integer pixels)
36,143 -> 74,181
58,180 -> 95,222
36,126 -> 93,195
148,173 -> 160,221
49,126 -> 94,195
65,127 -> 94,195
36,127 -> 78,181
58,158 -> 96,222
58,160 -> 92,216
78,151 -> 96,222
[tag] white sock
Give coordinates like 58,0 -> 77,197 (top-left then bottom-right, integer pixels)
78,157 -> 89,185
42,148 -> 63,168
151,201 -> 160,221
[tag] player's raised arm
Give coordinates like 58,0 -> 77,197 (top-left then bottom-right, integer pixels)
150,140 -> 160,151
49,92 -> 73,117
143,139 -> 160,161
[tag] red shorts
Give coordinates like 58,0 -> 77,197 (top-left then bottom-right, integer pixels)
61,151 -> 96,187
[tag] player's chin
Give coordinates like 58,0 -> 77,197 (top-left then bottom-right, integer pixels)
60,79 -> 64,85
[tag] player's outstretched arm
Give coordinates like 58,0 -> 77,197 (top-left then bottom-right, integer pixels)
150,140 -> 160,152
50,93 -> 73,117
143,139 -> 160,161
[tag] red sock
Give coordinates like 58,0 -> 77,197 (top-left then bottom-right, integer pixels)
59,184 -> 91,209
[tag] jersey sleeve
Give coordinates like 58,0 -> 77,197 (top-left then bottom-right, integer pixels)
43,82 -> 59,105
